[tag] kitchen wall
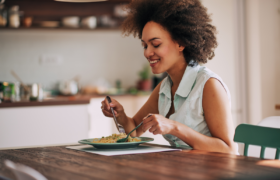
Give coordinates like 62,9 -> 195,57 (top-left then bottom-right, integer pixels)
245,0 -> 280,124
0,29 -> 145,90
270,0 -> 280,116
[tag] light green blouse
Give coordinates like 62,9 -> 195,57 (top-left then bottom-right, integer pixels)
159,64 -> 231,147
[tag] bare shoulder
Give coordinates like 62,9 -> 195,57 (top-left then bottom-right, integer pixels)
203,78 -> 228,100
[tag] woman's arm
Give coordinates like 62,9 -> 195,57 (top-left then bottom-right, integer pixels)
101,82 -> 161,137
142,78 -> 236,154
129,82 -> 161,137
172,78 -> 236,154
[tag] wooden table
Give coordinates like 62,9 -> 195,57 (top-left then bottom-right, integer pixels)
0,144 -> 280,180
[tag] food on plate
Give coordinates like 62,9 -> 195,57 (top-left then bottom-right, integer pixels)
91,133 -> 141,143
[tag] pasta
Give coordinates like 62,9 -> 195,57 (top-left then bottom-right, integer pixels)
91,133 -> 141,143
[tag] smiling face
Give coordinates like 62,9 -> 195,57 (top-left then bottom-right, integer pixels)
141,21 -> 186,75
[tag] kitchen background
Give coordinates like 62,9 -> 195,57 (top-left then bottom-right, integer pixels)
1,0 -> 280,155
0,29 -> 144,90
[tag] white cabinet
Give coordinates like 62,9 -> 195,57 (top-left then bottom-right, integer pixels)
88,95 -> 169,145
87,96 -> 113,138
0,95 -> 169,150
0,104 -> 89,149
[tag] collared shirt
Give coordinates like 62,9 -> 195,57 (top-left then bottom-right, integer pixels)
159,64 -> 231,147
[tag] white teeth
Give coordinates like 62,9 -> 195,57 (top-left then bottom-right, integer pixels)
150,60 -> 159,64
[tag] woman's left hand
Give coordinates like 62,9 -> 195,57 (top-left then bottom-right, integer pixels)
142,114 -> 175,135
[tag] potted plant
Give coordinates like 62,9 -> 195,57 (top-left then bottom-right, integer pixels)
137,64 -> 152,91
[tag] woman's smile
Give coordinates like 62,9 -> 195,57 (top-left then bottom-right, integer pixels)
149,59 -> 160,67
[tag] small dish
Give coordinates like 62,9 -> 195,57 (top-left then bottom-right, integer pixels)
78,137 -> 154,149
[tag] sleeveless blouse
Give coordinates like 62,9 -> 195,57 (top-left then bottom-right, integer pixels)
159,64 -> 231,147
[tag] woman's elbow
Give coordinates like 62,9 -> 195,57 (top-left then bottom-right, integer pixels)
226,142 -> 237,155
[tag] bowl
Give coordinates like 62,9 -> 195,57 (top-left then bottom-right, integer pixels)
62,16 -> 80,28
81,16 -> 97,29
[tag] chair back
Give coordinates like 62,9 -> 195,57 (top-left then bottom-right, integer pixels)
234,124 -> 280,159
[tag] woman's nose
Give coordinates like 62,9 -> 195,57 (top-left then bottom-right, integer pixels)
144,46 -> 154,59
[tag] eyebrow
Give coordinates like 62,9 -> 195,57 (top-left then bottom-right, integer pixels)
141,37 -> 160,43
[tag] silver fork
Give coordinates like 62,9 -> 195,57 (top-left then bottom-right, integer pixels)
106,96 -> 125,133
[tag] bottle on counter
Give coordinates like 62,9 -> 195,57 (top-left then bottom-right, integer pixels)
9,5 -> 20,28
0,4 -> 8,27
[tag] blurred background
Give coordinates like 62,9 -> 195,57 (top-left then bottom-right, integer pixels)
0,0 -> 279,154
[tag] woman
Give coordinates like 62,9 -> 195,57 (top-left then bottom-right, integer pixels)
101,0 -> 236,154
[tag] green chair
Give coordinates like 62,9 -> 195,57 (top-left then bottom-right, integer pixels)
234,124 -> 280,159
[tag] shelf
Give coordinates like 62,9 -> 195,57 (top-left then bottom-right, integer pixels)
3,0 -> 130,28
5,0 -> 130,18
0,26 -> 122,31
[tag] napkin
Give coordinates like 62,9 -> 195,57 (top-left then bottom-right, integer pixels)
66,144 -> 181,156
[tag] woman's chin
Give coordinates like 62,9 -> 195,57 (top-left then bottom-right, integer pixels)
151,69 -> 164,75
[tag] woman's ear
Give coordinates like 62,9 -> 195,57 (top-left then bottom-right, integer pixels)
178,45 -> 185,52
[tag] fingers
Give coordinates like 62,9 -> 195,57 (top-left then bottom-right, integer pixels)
109,103 -> 117,108
147,122 -> 162,135
101,100 -> 111,115
101,98 -> 119,117
148,122 -> 158,133
152,129 -> 161,135
143,113 -> 153,120
101,101 -> 110,112
104,98 -> 121,111
104,99 -> 111,110
143,114 -> 154,126
142,114 -> 154,132
102,109 -> 113,117
142,114 -> 164,135
101,99 -> 113,111
142,117 -> 157,132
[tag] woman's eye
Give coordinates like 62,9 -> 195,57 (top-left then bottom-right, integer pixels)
143,44 -> 160,49
154,44 -> 161,48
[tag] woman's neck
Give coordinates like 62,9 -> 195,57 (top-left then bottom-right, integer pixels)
167,61 -> 188,88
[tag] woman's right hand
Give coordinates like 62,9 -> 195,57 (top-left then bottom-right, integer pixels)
101,97 -> 127,125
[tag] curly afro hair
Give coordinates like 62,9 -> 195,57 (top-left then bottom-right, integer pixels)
122,0 -> 217,66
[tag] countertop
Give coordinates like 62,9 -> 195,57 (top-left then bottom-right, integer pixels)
0,94 -> 139,108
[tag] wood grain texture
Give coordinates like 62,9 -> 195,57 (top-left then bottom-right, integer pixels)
0,144 -> 280,180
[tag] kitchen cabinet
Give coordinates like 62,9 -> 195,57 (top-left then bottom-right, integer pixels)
0,104 -> 89,149
0,95 -> 169,150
